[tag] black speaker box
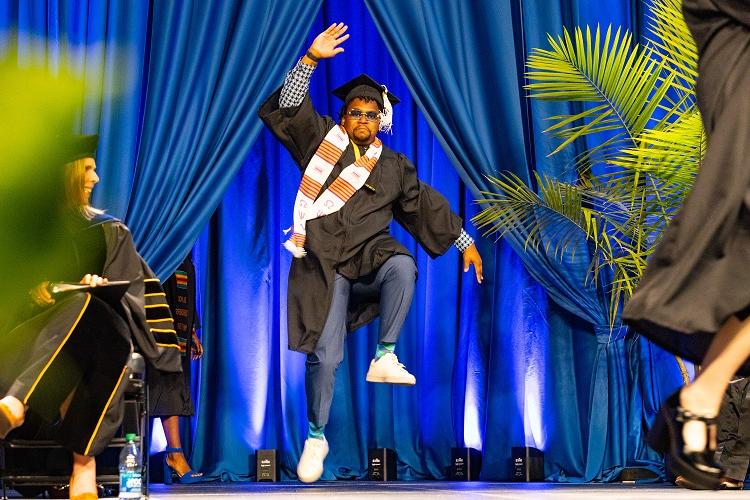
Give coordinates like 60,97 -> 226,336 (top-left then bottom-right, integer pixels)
368,448 -> 397,481
512,446 -> 544,481
450,447 -> 482,480
255,449 -> 279,482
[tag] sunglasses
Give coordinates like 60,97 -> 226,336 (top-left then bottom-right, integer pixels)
346,109 -> 381,122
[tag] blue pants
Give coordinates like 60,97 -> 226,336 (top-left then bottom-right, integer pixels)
306,255 -> 417,426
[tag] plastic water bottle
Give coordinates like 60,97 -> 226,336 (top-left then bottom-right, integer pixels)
118,433 -> 142,499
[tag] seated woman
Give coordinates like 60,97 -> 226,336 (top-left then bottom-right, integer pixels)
0,135 -> 182,500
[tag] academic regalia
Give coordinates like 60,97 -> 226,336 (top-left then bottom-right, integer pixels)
149,254 -> 199,417
97,215 -> 182,372
259,84 -> 462,353
0,212 -> 181,456
623,0 -> 750,373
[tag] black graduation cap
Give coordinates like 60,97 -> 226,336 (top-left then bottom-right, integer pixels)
332,74 -> 400,109
65,134 -> 99,163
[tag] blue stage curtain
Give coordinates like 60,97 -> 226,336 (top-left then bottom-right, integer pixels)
124,0 -> 321,278
189,0 -> 654,482
191,0 -> 528,480
0,0 -> 151,220
0,0 -> 320,279
1,0 -> 683,483
363,0 -> 669,481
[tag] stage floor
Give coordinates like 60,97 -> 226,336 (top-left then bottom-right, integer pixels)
141,481 -> 744,499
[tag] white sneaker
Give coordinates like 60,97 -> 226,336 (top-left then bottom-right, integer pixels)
365,352 -> 416,385
296,437 -> 329,483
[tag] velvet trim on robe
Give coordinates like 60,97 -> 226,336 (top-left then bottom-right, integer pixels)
99,217 -> 182,373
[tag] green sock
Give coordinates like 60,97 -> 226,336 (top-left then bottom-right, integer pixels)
375,342 -> 396,360
308,421 -> 325,440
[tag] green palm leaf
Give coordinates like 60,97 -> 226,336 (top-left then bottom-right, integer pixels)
526,24 -> 672,156
474,0 -> 701,327
646,0 -> 698,92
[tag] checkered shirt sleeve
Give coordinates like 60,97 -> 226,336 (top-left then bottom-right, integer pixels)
454,228 -> 474,253
279,58 -> 316,108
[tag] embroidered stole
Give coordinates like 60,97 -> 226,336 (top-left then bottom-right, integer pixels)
284,125 -> 382,258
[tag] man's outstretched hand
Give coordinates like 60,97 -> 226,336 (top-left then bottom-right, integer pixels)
463,243 -> 484,284
307,23 -> 349,60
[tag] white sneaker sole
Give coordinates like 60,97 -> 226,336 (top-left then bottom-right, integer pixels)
297,469 -> 323,483
365,374 -> 416,386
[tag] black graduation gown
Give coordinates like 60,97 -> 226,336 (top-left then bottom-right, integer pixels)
149,254 -> 199,417
259,87 -> 462,353
0,214 -> 181,455
99,216 -> 183,373
623,0 -> 750,373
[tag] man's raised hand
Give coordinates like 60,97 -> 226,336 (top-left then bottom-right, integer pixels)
308,23 -> 349,60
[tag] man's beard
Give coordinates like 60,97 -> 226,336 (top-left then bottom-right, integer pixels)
353,127 -> 373,144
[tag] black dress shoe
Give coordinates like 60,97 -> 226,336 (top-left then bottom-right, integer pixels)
674,474 -> 702,489
718,477 -> 744,490
647,389 -> 722,490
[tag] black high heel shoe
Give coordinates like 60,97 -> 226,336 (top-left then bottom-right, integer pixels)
647,389 -> 722,490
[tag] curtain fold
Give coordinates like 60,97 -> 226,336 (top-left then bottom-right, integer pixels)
125,0 -> 321,278
365,0 -> 670,481
364,0 -> 530,194
191,0 -> 550,479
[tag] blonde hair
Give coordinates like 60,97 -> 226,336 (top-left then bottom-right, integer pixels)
64,158 -> 103,220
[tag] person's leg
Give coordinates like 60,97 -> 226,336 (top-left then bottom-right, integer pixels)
305,274 -> 351,432
680,315 -> 750,451
0,293 -> 92,437
707,378 -> 750,488
714,381 -> 741,477
356,255 -> 417,385
55,299 -> 131,457
652,315 -> 750,488
162,416 -> 201,478
350,254 -> 417,353
70,452 -> 97,498
719,378 -> 750,486
374,255 -> 417,345
298,274 -> 350,483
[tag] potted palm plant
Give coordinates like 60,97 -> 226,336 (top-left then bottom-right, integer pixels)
472,0 -> 703,480
474,0 -> 702,324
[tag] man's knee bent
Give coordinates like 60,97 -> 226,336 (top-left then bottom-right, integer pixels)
306,351 -> 344,376
382,255 -> 417,283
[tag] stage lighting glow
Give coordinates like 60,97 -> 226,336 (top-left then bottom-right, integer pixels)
512,292 -> 547,451
234,343 -> 269,444
149,419 -> 167,454
463,380 -> 483,451
220,260 -> 273,447
523,373 -> 546,449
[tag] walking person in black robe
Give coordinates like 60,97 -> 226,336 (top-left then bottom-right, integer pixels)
0,135 -> 181,499
150,252 -> 204,484
623,0 -> 750,490
259,23 -> 483,483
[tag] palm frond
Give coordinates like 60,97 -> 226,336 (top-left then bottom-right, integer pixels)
474,2 -> 701,327
526,24 -> 670,154
646,0 -> 698,91
474,173 -> 658,325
